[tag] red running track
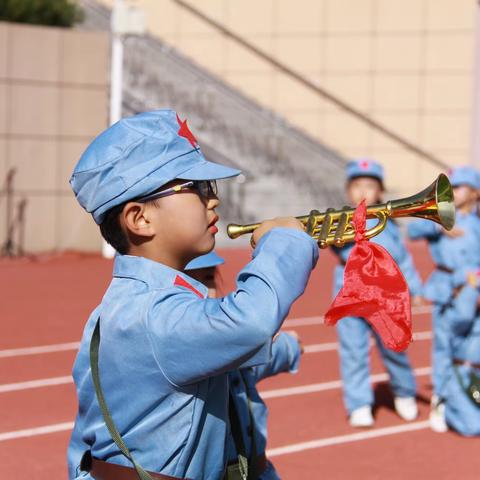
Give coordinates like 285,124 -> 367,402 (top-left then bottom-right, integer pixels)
1,243 -> 479,479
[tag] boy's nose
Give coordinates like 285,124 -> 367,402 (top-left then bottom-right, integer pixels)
207,195 -> 220,209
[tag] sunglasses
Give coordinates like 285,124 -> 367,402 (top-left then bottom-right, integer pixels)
136,180 -> 218,203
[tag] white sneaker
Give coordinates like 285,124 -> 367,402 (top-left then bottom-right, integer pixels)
429,396 -> 448,433
394,396 -> 418,421
349,406 -> 374,428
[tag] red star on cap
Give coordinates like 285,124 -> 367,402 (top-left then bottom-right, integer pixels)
176,114 -> 198,148
360,160 -> 370,170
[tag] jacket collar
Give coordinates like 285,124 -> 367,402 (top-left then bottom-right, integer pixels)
113,254 -> 208,298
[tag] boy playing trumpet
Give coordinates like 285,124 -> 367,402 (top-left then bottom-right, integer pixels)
67,110 -> 318,480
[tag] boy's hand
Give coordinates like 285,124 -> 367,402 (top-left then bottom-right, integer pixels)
444,227 -> 464,238
284,330 -> 304,355
467,271 -> 479,288
412,295 -> 424,307
252,217 -> 304,246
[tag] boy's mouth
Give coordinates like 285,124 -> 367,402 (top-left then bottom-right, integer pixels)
208,215 -> 219,234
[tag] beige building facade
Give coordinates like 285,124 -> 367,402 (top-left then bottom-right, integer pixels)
1,1 -> 477,253
0,21 -> 109,253
99,0 -> 477,195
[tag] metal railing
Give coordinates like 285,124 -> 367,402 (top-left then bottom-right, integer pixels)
172,0 -> 449,171
78,0 -> 347,231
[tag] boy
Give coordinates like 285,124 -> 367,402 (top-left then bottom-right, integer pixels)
442,265 -> 480,436
408,166 -> 480,432
67,110 -> 319,479
332,159 -> 423,428
185,252 -> 303,480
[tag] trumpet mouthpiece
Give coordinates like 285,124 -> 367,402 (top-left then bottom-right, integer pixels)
227,224 -> 243,239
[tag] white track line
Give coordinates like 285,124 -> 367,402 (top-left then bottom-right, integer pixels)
267,420 -> 431,457
260,366 -> 432,399
284,305 -> 432,328
304,341 -> 339,353
0,364 -> 432,397
0,342 -> 80,359
0,306 -> 432,359
0,422 -> 74,442
304,330 -> 432,354
284,316 -> 324,327
0,376 -> 72,393
0,332 -> 433,394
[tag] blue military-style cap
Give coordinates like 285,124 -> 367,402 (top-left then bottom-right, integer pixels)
448,166 -> 480,190
70,110 -> 241,224
346,158 -> 384,184
185,251 -> 225,271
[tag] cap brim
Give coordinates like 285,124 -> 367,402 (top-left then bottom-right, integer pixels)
185,252 -> 225,270
178,159 -> 241,181
347,173 -> 384,184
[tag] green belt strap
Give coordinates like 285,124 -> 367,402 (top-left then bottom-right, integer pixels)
228,392 -> 249,480
90,318 -> 154,480
227,372 -> 264,480
240,372 -> 261,479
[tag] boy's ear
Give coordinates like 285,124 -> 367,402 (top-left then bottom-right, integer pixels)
121,202 -> 155,238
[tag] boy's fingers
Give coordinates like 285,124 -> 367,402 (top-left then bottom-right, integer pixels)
306,210 -> 320,236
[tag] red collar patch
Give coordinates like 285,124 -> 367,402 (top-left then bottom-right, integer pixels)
176,114 -> 198,148
174,274 -> 204,298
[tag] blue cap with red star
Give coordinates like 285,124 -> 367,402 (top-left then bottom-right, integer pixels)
70,109 -> 241,224
346,158 -> 384,183
448,166 -> 480,190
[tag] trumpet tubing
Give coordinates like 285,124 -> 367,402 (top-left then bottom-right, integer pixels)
227,174 -> 455,249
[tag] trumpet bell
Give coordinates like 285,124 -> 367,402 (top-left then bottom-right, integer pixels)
389,173 -> 455,231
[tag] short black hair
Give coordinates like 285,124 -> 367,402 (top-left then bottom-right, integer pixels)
99,203 -> 130,255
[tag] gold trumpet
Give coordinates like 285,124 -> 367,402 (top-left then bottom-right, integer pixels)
227,174 -> 455,249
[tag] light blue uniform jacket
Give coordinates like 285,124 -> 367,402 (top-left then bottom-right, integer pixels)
408,212 -> 480,398
68,228 -> 318,480
443,285 -> 480,436
227,332 -> 301,480
407,212 -> 480,304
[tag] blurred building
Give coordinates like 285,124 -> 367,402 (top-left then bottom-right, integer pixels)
0,21 -> 109,252
1,0 -> 477,253
98,0 -> 477,194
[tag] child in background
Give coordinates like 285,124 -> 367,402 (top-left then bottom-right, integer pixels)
333,159 -> 423,428
442,266 -> 480,436
186,252 -> 303,480
408,166 -> 480,432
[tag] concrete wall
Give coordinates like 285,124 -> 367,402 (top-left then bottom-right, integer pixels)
0,21 -> 109,253
97,0 -> 477,196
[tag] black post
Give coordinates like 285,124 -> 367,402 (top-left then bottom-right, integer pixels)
1,168 -> 17,257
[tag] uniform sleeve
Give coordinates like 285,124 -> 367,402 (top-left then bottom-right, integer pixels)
147,228 -> 318,387
407,219 -> 442,240
68,420 -> 89,479
396,240 -> 423,297
448,286 -> 479,336
332,244 -> 351,264
250,332 -> 302,382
